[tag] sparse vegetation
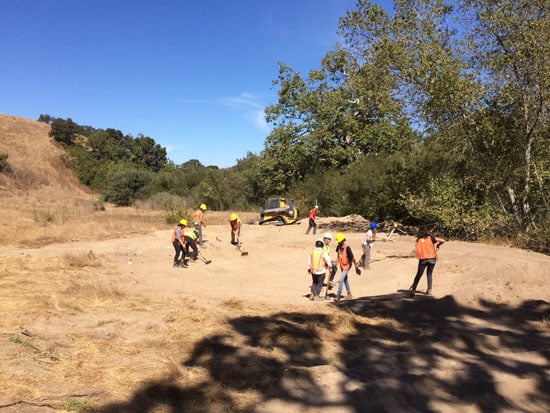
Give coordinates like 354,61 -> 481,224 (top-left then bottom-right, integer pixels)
0,151 -> 13,175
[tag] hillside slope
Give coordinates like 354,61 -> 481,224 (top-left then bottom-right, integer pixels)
0,114 -> 166,248
0,113 -> 90,196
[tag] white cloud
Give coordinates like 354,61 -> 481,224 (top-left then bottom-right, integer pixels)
177,92 -> 269,132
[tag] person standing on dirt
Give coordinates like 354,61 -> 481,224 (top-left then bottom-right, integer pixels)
335,233 -> 361,302
308,239 -> 331,301
183,228 -> 199,261
171,219 -> 188,267
229,213 -> 242,245
193,203 -> 207,246
360,222 -> 378,269
322,232 -> 338,288
407,229 -> 446,297
305,205 -> 319,235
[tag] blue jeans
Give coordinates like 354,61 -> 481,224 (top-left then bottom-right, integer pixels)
411,259 -> 436,290
337,269 -> 351,297
195,224 -> 203,245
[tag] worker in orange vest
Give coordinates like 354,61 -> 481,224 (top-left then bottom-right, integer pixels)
229,213 -> 242,245
335,233 -> 361,302
407,229 -> 446,297
171,219 -> 188,267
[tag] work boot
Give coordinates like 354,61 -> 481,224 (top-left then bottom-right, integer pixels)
335,295 -> 341,303
346,293 -> 353,300
309,293 -> 315,301
426,289 -> 432,295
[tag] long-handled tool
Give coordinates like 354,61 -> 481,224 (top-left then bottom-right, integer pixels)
236,240 -> 248,256
198,251 -> 212,264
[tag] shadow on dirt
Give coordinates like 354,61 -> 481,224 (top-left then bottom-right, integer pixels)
97,295 -> 549,413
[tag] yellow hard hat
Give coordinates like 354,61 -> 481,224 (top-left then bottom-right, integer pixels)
179,219 -> 188,226
200,203 -> 207,210
335,233 -> 346,243
230,213 -> 238,221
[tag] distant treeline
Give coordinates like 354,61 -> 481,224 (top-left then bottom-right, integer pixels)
40,0 -> 549,253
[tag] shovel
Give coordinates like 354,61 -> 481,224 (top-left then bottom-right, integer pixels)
198,251 -> 212,264
236,240 -> 248,256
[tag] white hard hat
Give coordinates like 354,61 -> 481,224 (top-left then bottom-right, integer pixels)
323,232 -> 332,240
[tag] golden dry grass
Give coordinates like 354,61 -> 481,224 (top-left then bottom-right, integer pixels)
3,115 -> 548,413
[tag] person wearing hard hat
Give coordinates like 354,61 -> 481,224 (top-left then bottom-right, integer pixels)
307,239 -> 331,301
335,232 -> 361,302
183,227 -> 199,261
305,205 -> 319,235
193,203 -> 207,246
229,213 -> 242,245
360,221 -> 378,269
171,219 -> 188,267
322,232 -> 338,289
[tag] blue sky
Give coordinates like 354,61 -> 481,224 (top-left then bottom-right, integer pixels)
1,0 -> 392,168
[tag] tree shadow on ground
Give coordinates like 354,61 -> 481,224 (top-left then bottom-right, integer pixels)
97,296 -> 549,413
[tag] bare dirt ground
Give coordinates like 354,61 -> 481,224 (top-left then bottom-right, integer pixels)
1,114 -> 549,412
1,216 -> 549,413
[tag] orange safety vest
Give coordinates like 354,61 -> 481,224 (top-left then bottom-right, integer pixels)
171,227 -> 183,243
416,236 -> 437,260
337,244 -> 351,270
230,219 -> 241,231
310,248 -> 326,273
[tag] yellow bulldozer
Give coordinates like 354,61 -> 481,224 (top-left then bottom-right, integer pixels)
258,197 -> 300,225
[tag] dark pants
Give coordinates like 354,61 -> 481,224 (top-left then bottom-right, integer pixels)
184,236 -> 198,259
411,259 -> 436,291
305,219 -> 317,235
329,261 -> 338,282
311,272 -> 326,296
173,241 -> 185,264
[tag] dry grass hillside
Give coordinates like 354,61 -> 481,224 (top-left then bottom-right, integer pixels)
1,114 -> 549,413
0,114 -> 171,247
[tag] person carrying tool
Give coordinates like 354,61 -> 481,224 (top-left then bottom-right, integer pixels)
407,229 -> 446,297
335,233 -> 361,302
229,213 -> 242,245
322,232 -> 338,289
193,203 -> 207,246
171,219 -> 188,267
305,205 -> 319,235
183,228 -> 199,261
307,239 -> 331,301
360,221 -> 378,269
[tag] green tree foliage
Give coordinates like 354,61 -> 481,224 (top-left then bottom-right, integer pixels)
254,0 -> 548,249
132,135 -> 168,172
49,117 -> 81,146
262,47 -> 415,193
37,114 -> 54,124
0,152 -> 13,175
40,0 -> 548,251
102,165 -> 152,207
